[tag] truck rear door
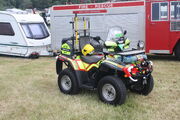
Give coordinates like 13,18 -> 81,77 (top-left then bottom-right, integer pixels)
169,1 -> 180,53
146,0 -> 170,54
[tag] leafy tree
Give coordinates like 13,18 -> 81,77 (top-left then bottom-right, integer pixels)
15,0 -> 22,8
20,0 -> 32,9
31,0 -> 52,9
0,0 -> 5,10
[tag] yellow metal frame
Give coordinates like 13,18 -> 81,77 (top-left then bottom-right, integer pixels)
74,16 -> 79,49
73,15 -> 90,51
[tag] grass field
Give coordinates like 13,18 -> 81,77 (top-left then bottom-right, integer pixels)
0,55 -> 179,120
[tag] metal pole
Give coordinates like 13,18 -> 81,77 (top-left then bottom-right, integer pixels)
83,17 -> 87,36
74,13 -> 79,50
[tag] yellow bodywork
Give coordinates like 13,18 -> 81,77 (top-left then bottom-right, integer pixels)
75,58 -> 102,71
59,55 -> 103,71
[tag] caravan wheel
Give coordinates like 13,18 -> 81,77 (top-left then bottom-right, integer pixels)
29,52 -> 39,59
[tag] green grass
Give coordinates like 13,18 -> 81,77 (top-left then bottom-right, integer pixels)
0,55 -> 179,120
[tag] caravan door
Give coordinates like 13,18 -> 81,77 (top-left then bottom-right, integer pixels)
146,1 -> 170,54
0,22 -> 13,53
9,21 -> 28,55
0,21 -> 28,56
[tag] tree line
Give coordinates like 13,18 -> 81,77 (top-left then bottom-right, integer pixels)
0,0 -> 110,10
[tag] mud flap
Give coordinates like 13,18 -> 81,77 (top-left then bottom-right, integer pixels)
56,60 -> 63,74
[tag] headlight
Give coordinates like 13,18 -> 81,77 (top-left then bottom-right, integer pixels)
138,41 -> 144,49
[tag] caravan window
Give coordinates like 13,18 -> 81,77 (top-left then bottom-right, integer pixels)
21,23 -> 49,39
0,22 -> 15,36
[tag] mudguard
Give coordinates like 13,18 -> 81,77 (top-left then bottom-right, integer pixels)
57,55 -> 93,88
57,55 -> 79,70
99,60 -> 125,72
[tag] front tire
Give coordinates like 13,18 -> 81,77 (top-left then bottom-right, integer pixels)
129,75 -> 154,95
58,68 -> 80,94
98,76 -> 127,105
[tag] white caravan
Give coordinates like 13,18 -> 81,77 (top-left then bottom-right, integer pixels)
0,10 -> 51,57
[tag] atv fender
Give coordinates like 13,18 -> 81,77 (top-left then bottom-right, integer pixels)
57,55 -> 78,70
57,55 -> 90,88
99,60 -> 125,72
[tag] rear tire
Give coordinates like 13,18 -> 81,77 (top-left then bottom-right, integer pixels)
175,42 -> 180,60
58,68 -> 80,94
98,76 -> 127,105
129,75 -> 154,95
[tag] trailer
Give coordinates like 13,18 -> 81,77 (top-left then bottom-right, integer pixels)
51,0 -> 180,59
0,10 -> 51,58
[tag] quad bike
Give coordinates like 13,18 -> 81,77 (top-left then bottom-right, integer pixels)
56,15 -> 154,105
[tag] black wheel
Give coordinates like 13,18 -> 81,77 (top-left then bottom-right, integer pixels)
98,76 -> 127,105
29,53 -> 39,59
58,68 -> 80,94
175,42 -> 180,60
129,75 -> 154,95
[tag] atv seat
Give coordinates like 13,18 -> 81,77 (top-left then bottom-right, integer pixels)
81,55 -> 103,64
